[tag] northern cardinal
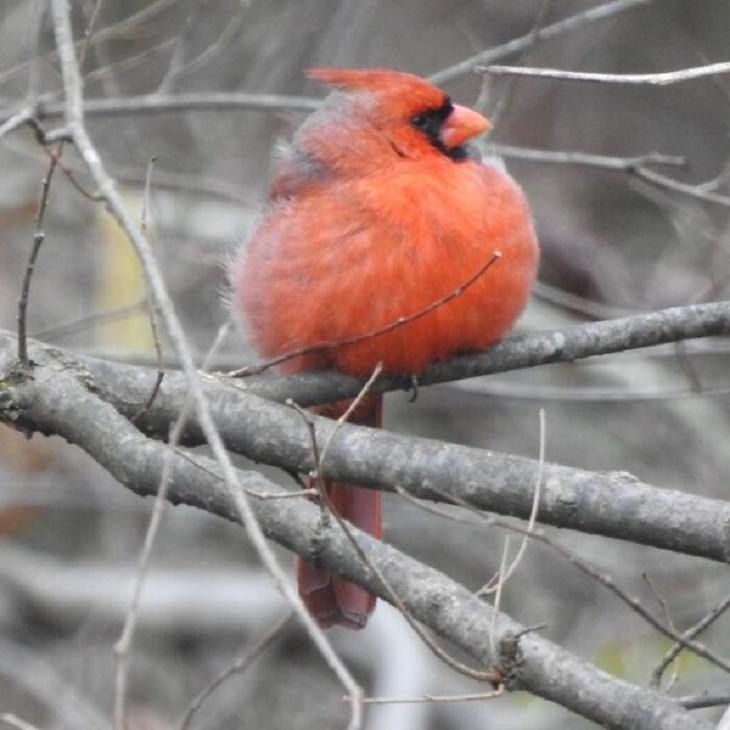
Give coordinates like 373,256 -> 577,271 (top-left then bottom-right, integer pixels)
233,68 -> 538,629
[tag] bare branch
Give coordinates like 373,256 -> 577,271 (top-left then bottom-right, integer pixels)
478,407 -> 544,596
480,61 -> 730,86
0,108 -> 32,141
15,92 -> 320,123
253,299 -> 730,407
113,419 -> 173,730
178,612 -> 293,730
680,695 -> 730,711
231,250 -> 502,377
0,714 -> 42,730
651,590 -> 730,689
6,330 -> 729,565
0,0 -> 178,87
487,144 -> 730,207
33,299 -> 148,340
361,687 -> 505,705
489,144 -> 685,172
0,637 -> 107,730
429,0 -> 653,84
0,356 -> 709,730
487,0 -> 555,130
48,1 -> 363,725
630,165 -> 730,208
17,149 -> 59,365
424,484 -> 730,677
298,364 -> 502,684
157,0 -> 248,93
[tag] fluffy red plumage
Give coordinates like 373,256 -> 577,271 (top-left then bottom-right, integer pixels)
232,68 -> 539,629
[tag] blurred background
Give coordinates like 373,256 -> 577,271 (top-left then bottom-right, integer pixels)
1,0 -> 729,728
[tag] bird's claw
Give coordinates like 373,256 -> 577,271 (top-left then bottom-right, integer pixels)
407,374 -> 419,402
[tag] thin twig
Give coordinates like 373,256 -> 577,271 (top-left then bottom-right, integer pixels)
172,446 -> 316,503
485,408 -> 544,661
429,0 -> 652,84
488,0 -> 554,130
0,108 -> 33,141
157,0 -> 247,94
491,142 -> 730,222
630,165 -> 730,208
112,422 -> 175,730
295,400 -> 502,683
230,485 -> 363,729
288,400 -> 328,520
643,574 -> 679,690
156,0 -> 207,93
17,153 -> 58,365
20,92 -> 320,122
0,715 -> 42,730
36,138 -> 101,201
166,5 -> 247,82
23,0 -> 46,105
113,319 -> 235,729
423,485 -> 730,676
318,362 -> 383,468
231,251 -> 502,377
78,0 -> 105,68
679,694 -> 730,710
130,157 -> 165,424
360,686 -> 505,705
251,298 -> 730,407
697,159 -> 730,193
33,298 -> 148,340
532,280 -> 634,320
490,144 -> 685,172
0,0 -> 179,87
17,0 -> 103,367
451,377 -> 730,403
480,61 -> 730,86
395,484 -> 730,676
254,488 -> 318,500
714,705 -> 730,730
650,590 -> 730,689
49,2 -> 363,727
293,369 -> 502,685
82,38 -> 176,86
110,165 -> 247,203
112,295 -> 218,730
489,536 -> 510,659
178,612 -> 293,730
478,408 -> 545,595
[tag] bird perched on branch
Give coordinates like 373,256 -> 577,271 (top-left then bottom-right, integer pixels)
232,67 -> 539,629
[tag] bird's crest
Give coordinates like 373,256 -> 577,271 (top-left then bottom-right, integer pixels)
307,67 -> 438,96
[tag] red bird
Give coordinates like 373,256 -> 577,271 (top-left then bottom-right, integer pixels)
233,68 -> 538,629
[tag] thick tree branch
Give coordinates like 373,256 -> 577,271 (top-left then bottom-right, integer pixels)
3,333 -> 730,564
0,355 -> 710,730
226,299 -> 730,408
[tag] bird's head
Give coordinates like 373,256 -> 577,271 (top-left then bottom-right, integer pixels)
302,67 -> 491,166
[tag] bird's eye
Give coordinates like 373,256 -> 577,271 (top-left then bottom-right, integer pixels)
411,100 -> 452,136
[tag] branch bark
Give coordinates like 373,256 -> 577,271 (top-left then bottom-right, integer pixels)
232,300 -> 730,408
0,351 -> 710,730
9,331 -> 725,563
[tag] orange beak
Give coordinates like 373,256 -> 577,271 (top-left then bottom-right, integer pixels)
439,104 -> 491,149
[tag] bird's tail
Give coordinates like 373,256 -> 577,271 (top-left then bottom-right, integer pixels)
297,394 -> 382,629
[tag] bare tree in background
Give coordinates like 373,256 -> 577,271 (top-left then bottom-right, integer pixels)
1,1 -> 730,729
